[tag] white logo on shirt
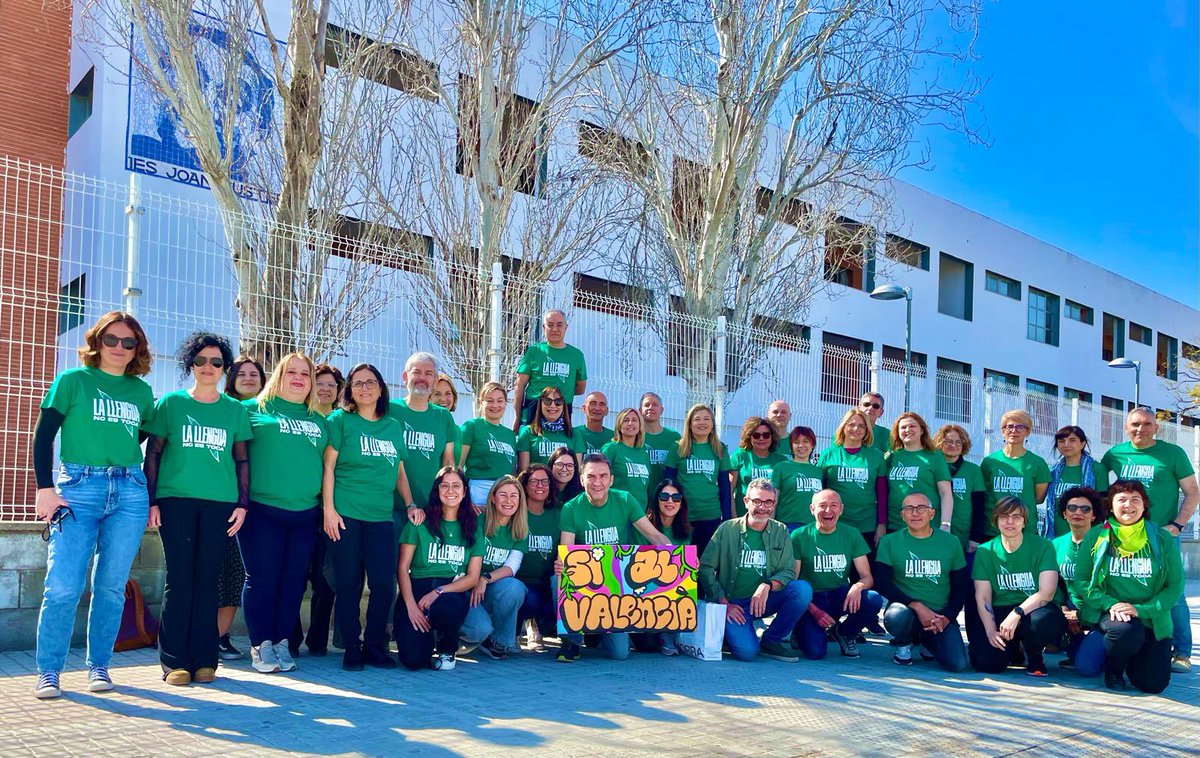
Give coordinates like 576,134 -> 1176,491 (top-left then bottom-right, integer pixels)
1119,464 -> 1156,484
992,476 -> 1024,494
428,541 -> 466,566
811,546 -> 847,575
527,534 -> 554,556
278,417 -> 324,447
181,415 -> 227,462
360,435 -> 398,465
1109,555 -> 1152,586
685,458 -> 716,478
624,461 -> 650,479
995,567 -> 1036,594
404,427 -> 436,459
837,466 -> 868,485
486,437 -> 515,459
952,477 -> 967,495
890,466 -> 920,485
93,389 -> 140,438
540,361 -> 571,379
794,476 -> 821,493
583,524 -> 620,545
905,552 -> 942,584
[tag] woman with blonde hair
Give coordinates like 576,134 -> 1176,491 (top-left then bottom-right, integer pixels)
459,381 -> 518,505
885,412 -> 953,534
817,408 -> 887,551
981,409 -> 1050,539
601,408 -> 653,508
460,476 -> 529,659
664,404 -> 732,553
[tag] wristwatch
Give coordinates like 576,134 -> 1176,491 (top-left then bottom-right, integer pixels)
406,503 -> 420,511
434,587 -> 444,595
1013,606 -> 1026,618
1170,520 -> 1186,532
940,520 -> 952,527
483,572 -> 493,583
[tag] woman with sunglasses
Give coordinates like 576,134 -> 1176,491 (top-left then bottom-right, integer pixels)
516,387 -> 575,469
1053,486 -> 1105,671
601,408 -> 653,509
729,417 -> 787,517
635,479 -> 692,655
885,412 -> 953,535
460,381 -> 518,505
664,404 -> 732,554
980,410 -> 1050,539
143,332 -> 252,685
32,312 -> 155,699
516,464 -> 560,650
547,447 -> 583,503
1044,425 -> 1109,539
771,426 -> 823,531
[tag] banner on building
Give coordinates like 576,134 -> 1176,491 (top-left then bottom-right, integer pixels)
556,544 -> 699,635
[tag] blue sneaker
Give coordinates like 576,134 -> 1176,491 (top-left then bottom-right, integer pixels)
88,665 -> 114,692
35,671 -> 61,699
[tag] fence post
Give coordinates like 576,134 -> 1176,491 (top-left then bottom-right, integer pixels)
123,173 -> 144,316
869,349 -> 881,394
488,261 -> 503,383
983,379 -> 994,458
1070,397 -> 1080,427
714,315 -> 727,431
1192,425 -> 1200,537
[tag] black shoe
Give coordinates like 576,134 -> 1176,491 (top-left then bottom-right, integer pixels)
289,643 -> 302,659
1058,657 -> 1076,670
218,634 -> 243,661
1104,672 -> 1126,691
480,637 -> 509,660
865,618 -> 886,636
1025,652 -> 1048,677
1008,645 -> 1026,667
556,641 -> 581,663
307,647 -> 328,657
342,645 -> 364,672
364,644 -> 397,669
855,632 -> 867,645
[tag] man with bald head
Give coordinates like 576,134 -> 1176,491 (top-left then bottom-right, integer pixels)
766,400 -> 792,438
513,309 -> 588,426
573,391 -> 613,458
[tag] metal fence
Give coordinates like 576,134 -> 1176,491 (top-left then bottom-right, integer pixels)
1,155 -> 1197,532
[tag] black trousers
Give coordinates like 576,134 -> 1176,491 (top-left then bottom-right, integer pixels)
289,528 -> 336,652
1098,617 -> 1173,694
690,519 -> 721,556
395,576 -> 469,670
328,517 -> 396,649
968,604 -> 1066,673
157,497 -> 234,673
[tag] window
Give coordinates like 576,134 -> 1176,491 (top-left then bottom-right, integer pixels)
572,273 -> 653,319
985,271 -> 1021,300
1102,313 -> 1125,361
825,217 -> 874,291
1064,387 -> 1093,405
882,345 -> 928,378
984,368 -> 1019,394
749,315 -> 811,353
1185,342 -> 1200,362
820,332 -> 872,404
754,187 -> 809,227
325,214 -> 432,273
67,67 -> 94,138
1129,322 -> 1152,346
1026,379 -> 1058,434
1027,287 -> 1060,346
577,121 -> 651,176
1157,333 -> 1178,379
671,157 -> 709,242
937,252 -> 973,321
324,25 -> 437,100
455,74 -> 544,196
1064,299 -> 1093,325
1101,395 -> 1126,445
884,234 -> 930,270
58,274 -> 86,335
936,357 -> 972,423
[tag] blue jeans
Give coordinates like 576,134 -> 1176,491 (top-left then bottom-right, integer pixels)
518,576 -> 555,633
724,580 -> 813,661
1171,537 -> 1192,657
1073,629 -> 1106,677
469,480 -> 496,508
460,577 -> 528,649
883,602 -> 968,672
793,585 -> 884,660
565,631 -> 631,660
36,464 -> 149,673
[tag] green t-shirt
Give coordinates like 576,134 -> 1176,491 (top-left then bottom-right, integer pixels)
1052,532 -> 1083,605
980,450 -> 1051,537
948,459 -> 986,549
1048,459 -> 1111,537
771,460 -> 825,525
388,399 -> 456,509
876,528 -> 966,610
327,409 -> 407,523
886,448 -> 952,531
971,534 -> 1057,607
730,527 -> 769,600
559,489 -> 644,545
516,342 -> 588,400
460,417 -> 517,480
143,390 -> 253,503
401,519 -> 484,579
572,425 -> 614,456
791,523 -> 869,592
730,449 -> 788,516
636,523 -> 691,547
871,423 -> 892,455
643,427 -> 682,489
665,441 -> 733,521
243,397 -> 328,510
482,523 -> 522,573
817,445 -> 887,533
516,425 -> 575,466
519,507 -> 561,580
1102,441 -> 1196,526
40,366 -> 155,467
601,441 -> 652,508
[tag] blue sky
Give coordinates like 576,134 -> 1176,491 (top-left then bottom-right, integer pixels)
898,1 -> 1199,309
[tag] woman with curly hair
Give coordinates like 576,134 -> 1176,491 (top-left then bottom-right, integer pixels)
142,332 -> 252,685
32,312 -> 155,699
729,416 -> 787,517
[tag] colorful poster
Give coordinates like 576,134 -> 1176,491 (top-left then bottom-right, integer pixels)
556,544 -> 699,635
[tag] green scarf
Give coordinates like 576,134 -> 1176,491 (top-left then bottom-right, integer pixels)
1108,517 -> 1148,558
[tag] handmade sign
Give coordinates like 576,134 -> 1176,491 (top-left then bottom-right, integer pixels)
556,544 -> 698,635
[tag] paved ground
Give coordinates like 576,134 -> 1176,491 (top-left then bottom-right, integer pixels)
2,592 -> 1197,757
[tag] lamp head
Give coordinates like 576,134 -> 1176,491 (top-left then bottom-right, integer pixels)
869,284 -> 909,301
1107,358 -> 1140,370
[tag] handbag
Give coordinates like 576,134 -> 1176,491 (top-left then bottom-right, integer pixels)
113,579 -> 159,652
676,599 -> 726,661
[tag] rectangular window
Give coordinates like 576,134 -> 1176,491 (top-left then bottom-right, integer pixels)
1027,287 -> 1060,346
750,315 -> 811,353
884,233 -> 930,270
1101,395 -> 1126,445
324,214 -> 432,273
58,274 -> 86,335
1064,387 -> 1093,405
882,345 -> 928,378
935,357 -> 972,423
1102,313 -> 1126,361
1129,321 -> 1152,346
1064,299 -> 1093,325
455,74 -> 545,196
754,186 -> 810,227
324,25 -> 438,100
825,217 -> 874,291
1156,333 -> 1178,379
820,332 -> 872,404
984,368 -> 1019,394
1026,379 -> 1058,435
937,252 -> 973,321
985,271 -> 1021,300
671,157 -> 709,242
572,273 -> 653,320
67,67 -> 95,138
577,121 -> 651,176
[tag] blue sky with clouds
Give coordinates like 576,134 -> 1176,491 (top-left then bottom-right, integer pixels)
898,1 -> 1198,308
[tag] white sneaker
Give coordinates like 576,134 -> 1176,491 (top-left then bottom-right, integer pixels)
274,642 -> 297,672
433,653 -> 456,671
893,644 -> 914,666
251,641 -> 282,673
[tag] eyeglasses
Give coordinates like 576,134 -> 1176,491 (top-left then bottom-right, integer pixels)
1003,424 -> 1029,432
41,504 -> 75,541
439,481 -> 464,492
193,356 -> 225,369
941,438 -> 963,446
101,334 -> 138,350
901,504 -> 932,513
542,398 -> 565,407
750,432 -> 773,440
657,491 -> 683,502
352,379 -> 380,390
747,498 -> 776,508
860,401 -> 882,410
1064,503 -> 1093,514
552,461 -> 575,470
528,478 -> 550,487
315,381 -> 339,390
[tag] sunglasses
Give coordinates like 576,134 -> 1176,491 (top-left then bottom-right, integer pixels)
750,432 -> 773,440
542,398 -> 565,407
41,504 -> 75,541
657,491 -> 683,502
193,356 -> 225,369
1064,503 -> 1093,514
860,402 -> 882,410
101,334 -> 138,350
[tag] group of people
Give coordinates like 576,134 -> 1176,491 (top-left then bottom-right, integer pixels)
29,309 -> 1196,699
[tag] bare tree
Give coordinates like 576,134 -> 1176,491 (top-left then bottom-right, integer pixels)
589,0 -> 982,403
1168,339 -> 1200,418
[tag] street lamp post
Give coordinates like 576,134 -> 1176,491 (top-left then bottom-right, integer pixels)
1107,357 -> 1142,407
870,284 -> 913,411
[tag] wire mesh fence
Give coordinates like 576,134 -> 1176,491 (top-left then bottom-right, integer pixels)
1,155 -> 1197,531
